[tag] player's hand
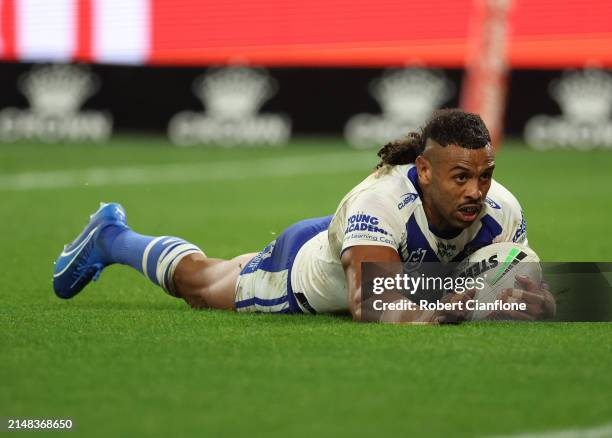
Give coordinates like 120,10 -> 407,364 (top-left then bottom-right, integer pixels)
425,289 -> 476,324
498,275 -> 556,321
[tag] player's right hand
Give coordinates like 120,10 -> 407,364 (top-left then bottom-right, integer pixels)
497,276 -> 556,320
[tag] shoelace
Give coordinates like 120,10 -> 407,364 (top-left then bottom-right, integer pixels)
70,244 -> 104,288
70,263 -> 104,288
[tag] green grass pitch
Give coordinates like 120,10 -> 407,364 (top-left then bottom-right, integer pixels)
1,137 -> 611,437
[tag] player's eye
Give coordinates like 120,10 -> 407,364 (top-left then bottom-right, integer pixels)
454,174 -> 468,183
480,173 -> 492,181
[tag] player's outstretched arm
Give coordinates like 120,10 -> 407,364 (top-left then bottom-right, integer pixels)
341,246 -> 474,323
341,245 -> 401,321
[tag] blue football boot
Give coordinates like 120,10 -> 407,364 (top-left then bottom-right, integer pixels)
53,202 -> 128,299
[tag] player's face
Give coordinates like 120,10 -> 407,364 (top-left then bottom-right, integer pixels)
417,142 -> 495,232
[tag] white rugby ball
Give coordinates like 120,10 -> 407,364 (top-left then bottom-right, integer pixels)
454,242 -> 542,321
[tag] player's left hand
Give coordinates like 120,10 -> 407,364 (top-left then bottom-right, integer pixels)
497,275 -> 556,320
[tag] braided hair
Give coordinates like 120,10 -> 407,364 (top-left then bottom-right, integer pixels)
376,109 -> 491,169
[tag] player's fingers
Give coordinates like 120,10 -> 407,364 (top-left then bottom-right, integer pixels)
434,302 -> 467,322
434,315 -> 449,324
447,293 -> 471,316
442,292 -> 465,305
515,275 -> 539,292
432,311 -> 455,324
452,291 -> 471,304
506,287 -> 556,319
541,280 -> 550,291
506,289 -> 546,305
458,289 -> 474,308
440,293 -> 454,303
501,291 -> 550,319
461,291 -> 475,317
499,293 -> 544,318
464,288 -> 476,300
436,293 -> 472,321
496,309 -> 536,321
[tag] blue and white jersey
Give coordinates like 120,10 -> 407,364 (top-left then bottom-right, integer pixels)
291,163 -> 527,313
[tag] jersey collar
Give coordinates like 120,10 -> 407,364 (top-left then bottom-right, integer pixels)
408,165 -> 463,239
406,166 -> 423,198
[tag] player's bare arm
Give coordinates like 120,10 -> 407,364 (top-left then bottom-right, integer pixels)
341,245 -> 401,321
342,245 -> 474,323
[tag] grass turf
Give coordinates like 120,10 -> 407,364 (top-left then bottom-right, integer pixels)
1,138 -> 611,437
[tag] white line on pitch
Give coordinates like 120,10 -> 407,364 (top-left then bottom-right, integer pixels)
0,152 -> 375,191
487,422 -> 612,438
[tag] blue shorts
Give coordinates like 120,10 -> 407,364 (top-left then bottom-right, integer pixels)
235,215 -> 332,314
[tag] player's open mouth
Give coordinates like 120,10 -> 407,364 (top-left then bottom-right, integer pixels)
457,205 -> 481,222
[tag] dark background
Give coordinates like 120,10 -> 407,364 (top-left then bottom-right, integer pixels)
0,62 -> 570,137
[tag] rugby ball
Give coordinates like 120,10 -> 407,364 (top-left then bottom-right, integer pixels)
454,242 -> 542,321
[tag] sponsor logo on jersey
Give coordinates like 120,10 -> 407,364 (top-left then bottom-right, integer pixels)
512,212 -> 527,243
345,214 -> 388,235
437,242 -> 457,259
344,68 -> 454,149
344,232 -> 394,247
167,67 -> 291,147
0,64 -> 112,142
485,197 -> 501,209
524,68 -> 612,150
398,193 -> 418,210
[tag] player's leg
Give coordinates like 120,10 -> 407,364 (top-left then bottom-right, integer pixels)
171,252 -> 258,310
52,202 -> 255,309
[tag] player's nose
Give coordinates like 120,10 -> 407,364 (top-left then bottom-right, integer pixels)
464,179 -> 482,201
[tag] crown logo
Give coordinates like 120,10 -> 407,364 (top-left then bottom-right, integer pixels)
193,67 -> 277,120
550,69 -> 612,123
18,64 -> 98,116
371,68 -> 454,124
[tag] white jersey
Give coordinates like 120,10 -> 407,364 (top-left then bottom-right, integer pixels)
291,163 -> 527,313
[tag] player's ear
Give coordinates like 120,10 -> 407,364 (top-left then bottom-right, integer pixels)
415,155 -> 432,185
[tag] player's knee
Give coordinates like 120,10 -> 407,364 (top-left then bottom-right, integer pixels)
175,280 -> 210,309
172,254 -> 211,308
182,291 -> 209,309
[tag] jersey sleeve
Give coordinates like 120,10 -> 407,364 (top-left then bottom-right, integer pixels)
509,209 -> 528,246
498,194 -> 528,246
487,180 -> 529,247
340,189 -> 404,253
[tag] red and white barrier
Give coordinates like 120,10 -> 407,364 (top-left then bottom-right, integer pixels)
1,0 -> 149,63
1,0 -> 611,67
